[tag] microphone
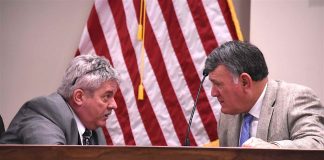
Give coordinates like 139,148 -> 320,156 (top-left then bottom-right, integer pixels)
184,69 -> 209,146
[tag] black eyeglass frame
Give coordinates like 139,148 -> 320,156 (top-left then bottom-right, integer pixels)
71,66 -> 108,86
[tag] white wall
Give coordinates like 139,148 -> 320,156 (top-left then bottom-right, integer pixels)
250,0 -> 324,102
0,0 -> 93,128
0,0 -> 323,129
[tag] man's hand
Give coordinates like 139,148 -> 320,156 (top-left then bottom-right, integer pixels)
242,137 -> 279,148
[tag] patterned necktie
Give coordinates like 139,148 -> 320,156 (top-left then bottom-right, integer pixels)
239,113 -> 254,146
82,129 -> 93,145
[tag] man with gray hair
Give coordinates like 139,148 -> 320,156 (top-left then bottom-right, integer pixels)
0,54 -> 119,145
205,41 -> 324,149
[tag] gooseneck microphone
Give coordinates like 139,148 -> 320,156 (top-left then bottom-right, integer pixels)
184,69 -> 209,146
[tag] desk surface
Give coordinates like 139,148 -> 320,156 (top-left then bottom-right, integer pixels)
0,145 -> 323,160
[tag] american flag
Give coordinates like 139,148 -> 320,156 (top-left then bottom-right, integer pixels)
77,0 -> 241,146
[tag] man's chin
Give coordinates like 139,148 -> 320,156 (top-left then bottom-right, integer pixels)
221,108 -> 236,115
97,121 -> 107,128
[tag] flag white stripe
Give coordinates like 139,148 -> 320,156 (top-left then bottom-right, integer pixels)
202,0 -> 233,45
92,0 -> 126,145
147,0 -> 202,143
78,0 -> 239,146
96,0 -> 153,145
171,0 -> 211,145
202,0 -> 229,122
106,112 -> 124,144
122,0 -> 180,146
78,27 -> 95,55
146,0 -> 192,118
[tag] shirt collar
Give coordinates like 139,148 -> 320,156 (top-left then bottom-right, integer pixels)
72,110 -> 86,137
66,103 -> 86,137
248,83 -> 268,119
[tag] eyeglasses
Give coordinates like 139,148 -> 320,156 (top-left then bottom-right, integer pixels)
71,66 -> 108,86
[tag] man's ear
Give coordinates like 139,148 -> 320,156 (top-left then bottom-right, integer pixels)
239,73 -> 252,88
73,89 -> 84,106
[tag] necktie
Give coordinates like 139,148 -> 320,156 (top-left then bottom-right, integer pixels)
82,129 -> 93,145
239,113 -> 254,146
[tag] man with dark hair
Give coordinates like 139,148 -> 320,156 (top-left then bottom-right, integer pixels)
0,54 -> 120,144
205,41 -> 324,149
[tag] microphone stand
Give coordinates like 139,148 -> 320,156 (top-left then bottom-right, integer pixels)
184,69 -> 209,146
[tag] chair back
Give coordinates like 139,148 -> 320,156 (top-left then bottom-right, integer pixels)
0,115 -> 5,136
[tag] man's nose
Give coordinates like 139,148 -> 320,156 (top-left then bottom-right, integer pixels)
108,98 -> 117,109
211,86 -> 220,97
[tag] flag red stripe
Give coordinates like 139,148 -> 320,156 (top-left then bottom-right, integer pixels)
87,4 -> 136,145
87,6 -> 110,58
187,0 -> 219,54
109,0 -> 167,146
218,0 -> 239,41
142,12 -> 198,146
102,126 -> 113,145
79,0 -> 240,146
132,0 -> 197,146
114,89 -> 136,145
75,49 -> 81,57
186,0 -> 220,142
158,0 -> 218,142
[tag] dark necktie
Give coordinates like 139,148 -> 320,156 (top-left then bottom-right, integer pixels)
239,113 -> 254,146
82,129 -> 93,145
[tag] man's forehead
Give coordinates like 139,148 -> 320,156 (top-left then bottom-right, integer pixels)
208,65 -> 234,81
210,65 -> 230,76
98,80 -> 118,90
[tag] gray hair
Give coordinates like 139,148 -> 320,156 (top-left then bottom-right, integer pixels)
205,41 -> 268,81
57,54 -> 120,99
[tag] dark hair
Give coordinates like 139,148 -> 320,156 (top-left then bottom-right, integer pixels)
205,41 -> 268,81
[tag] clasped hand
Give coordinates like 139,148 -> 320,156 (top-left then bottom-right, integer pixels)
242,137 -> 279,148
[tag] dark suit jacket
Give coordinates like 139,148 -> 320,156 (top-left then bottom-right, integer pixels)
0,115 -> 4,136
0,93 -> 106,145
218,80 -> 324,149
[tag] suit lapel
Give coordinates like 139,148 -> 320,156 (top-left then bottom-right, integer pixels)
256,80 -> 278,141
51,93 -> 80,145
92,130 -> 99,145
96,128 -> 107,145
232,114 -> 243,146
220,113 -> 242,146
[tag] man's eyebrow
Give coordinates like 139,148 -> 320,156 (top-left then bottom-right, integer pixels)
105,90 -> 114,94
209,78 -> 218,83
210,79 -> 222,85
